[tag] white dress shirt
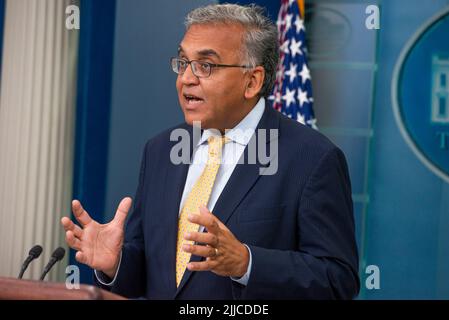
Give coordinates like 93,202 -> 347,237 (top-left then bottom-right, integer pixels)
96,98 -> 266,286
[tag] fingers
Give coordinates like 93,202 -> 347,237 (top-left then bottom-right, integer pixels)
61,216 -> 83,238
75,251 -> 87,264
184,231 -> 219,247
61,216 -> 83,251
71,200 -> 93,227
199,206 -> 229,231
183,243 -> 217,258
200,205 -> 228,230
213,215 -> 229,231
65,230 -> 82,251
187,260 -> 216,272
113,197 -> 133,228
188,206 -> 220,234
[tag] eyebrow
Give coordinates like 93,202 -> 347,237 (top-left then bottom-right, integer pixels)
178,46 -> 221,61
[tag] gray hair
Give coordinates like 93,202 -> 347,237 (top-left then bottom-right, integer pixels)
185,3 -> 279,98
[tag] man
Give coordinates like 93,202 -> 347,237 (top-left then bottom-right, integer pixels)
61,4 -> 359,299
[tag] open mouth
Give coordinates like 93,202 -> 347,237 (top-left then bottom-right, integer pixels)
183,93 -> 204,105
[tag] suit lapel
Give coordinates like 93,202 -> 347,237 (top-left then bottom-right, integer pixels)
174,105 -> 280,297
213,105 -> 280,225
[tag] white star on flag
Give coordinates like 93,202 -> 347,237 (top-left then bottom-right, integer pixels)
285,63 -> 298,83
280,39 -> 290,54
297,88 -> 309,107
271,0 -> 317,129
299,63 -> 311,84
289,38 -> 303,58
282,87 -> 296,107
297,112 -> 305,124
294,16 -> 305,34
285,13 -> 293,31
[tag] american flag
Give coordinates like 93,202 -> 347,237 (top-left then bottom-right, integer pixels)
270,0 -> 317,129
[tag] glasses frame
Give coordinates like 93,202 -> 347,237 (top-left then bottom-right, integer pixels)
170,57 -> 251,78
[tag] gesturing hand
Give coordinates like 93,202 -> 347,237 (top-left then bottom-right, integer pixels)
61,197 -> 132,278
182,206 -> 249,278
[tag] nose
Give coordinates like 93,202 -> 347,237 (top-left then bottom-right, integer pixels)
180,63 -> 200,86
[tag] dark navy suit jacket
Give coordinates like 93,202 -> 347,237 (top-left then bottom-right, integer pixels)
98,105 -> 360,299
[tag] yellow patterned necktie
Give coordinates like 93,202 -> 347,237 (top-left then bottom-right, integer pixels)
176,135 -> 228,286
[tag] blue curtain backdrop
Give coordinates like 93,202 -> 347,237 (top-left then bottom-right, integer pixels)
72,0 -> 117,284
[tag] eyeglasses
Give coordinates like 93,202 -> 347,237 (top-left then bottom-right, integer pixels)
170,57 -> 250,78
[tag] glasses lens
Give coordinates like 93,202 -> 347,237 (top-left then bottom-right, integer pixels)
172,58 -> 188,74
171,58 -> 177,73
191,61 -> 210,78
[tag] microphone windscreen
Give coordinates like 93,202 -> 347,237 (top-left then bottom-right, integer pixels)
51,247 -> 66,261
29,245 -> 43,258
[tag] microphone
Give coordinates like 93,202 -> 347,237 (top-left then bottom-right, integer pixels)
18,245 -> 43,279
39,247 -> 66,281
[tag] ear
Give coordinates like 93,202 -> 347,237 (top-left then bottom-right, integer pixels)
244,66 -> 265,99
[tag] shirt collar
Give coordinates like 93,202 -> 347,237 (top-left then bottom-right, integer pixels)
197,97 -> 266,147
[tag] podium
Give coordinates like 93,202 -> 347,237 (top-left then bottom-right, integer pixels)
0,276 -> 126,300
